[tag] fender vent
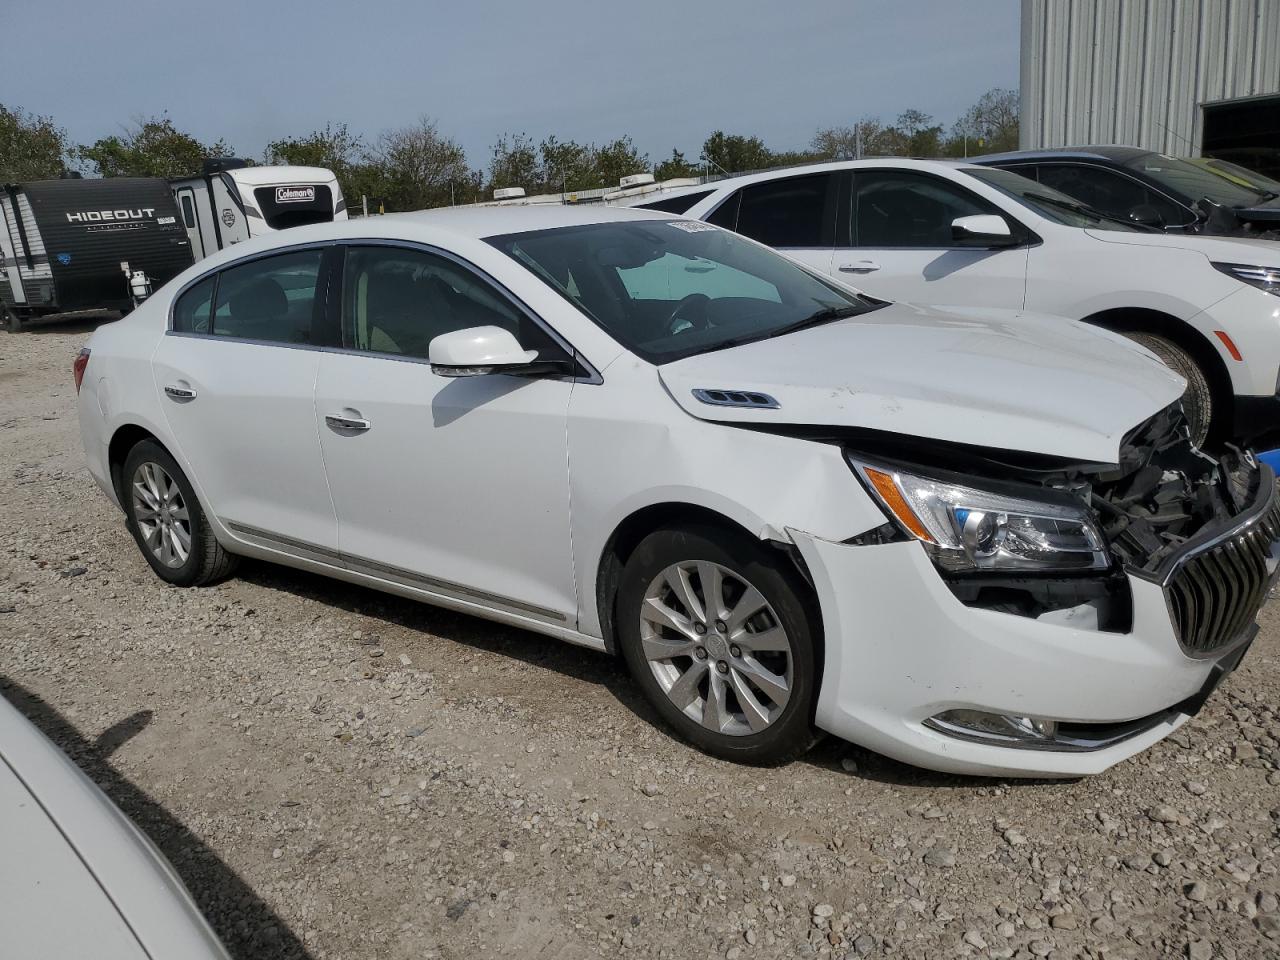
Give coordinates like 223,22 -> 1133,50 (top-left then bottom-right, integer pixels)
692,388 -> 779,409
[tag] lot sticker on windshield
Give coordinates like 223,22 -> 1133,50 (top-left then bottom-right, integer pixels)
668,220 -> 719,233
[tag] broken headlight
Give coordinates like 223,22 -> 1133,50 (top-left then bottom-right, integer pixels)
850,458 -> 1110,573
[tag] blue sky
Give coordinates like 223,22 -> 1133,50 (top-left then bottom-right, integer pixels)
1,0 -> 1020,167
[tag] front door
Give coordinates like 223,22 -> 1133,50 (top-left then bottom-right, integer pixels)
706,172 -> 838,276
313,243 -> 578,625
152,247 -> 339,556
837,168 -> 1028,309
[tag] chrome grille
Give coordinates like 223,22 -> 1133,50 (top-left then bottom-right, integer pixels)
1165,491 -> 1280,656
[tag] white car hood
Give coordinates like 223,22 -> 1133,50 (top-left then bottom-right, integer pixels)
1083,227 -> 1280,265
658,302 -> 1186,464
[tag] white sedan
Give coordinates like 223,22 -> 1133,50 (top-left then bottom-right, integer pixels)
629,158 -> 1280,450
75,205 -> 1279,776
0,692 -> 229,959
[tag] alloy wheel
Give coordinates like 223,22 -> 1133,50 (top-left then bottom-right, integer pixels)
639,561 -> 793,735
131,461 -> 192,569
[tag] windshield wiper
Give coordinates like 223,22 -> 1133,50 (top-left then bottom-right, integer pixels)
691,304 -> 865,357
1025,192 -> 1159,231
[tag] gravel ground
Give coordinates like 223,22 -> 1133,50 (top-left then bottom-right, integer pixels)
2,324 -> 1280,960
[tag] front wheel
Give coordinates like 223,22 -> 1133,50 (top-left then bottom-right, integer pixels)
122,439 -> 238,586
1122,333 -> 1213,448
617,526 -> 820,765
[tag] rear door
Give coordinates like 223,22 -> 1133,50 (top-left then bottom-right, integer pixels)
175,187 -> 206,260
704,172 -> 838,275
837,168 -> 1028,308
151,246 -> 340,556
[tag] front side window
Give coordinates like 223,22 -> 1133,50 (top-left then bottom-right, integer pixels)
853,170 -> 1002,247
489,219 -> 879,364
209,249 -> 325,343
733,173 -> 837,247
1035,163 -> 1189,226
341,245 -> 551,360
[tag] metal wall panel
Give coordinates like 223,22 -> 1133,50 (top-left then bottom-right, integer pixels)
1021,0 -> 1280,152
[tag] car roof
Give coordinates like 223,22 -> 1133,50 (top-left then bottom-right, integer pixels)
395,202 -> 677,238
687,157 -> 981,193
971,145 -> 1154,165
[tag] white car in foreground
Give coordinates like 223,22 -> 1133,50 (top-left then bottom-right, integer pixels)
75,206 -> 1279,777
634,158 -> 1280,449
0,693 -> 229,959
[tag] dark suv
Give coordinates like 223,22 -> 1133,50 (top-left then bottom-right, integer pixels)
972,145 -> 1280,239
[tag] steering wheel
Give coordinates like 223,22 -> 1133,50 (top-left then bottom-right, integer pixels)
666,293 -> 712,335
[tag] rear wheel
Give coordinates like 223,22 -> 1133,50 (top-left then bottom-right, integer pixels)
617,526 -> 820,765
122,440 -> 237,586
1122,333 -> 1213,448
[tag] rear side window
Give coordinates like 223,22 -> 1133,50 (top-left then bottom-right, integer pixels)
209,249 -> 325,344
172,275 -> 215,333
636,190 -> 713,214
734,173 -> 837,247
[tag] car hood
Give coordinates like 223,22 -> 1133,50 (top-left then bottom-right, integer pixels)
657,302 -> 1186,464
1083,227 -> 1280,261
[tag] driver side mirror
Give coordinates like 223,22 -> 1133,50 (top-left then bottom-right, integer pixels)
1127,204 -> 1166,228
951,214 -> 1017,247
429,326 -> 540,378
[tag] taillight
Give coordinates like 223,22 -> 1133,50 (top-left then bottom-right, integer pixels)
73,347 -> 90,393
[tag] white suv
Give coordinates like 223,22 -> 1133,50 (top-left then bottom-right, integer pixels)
634,159 -> 1280,449
75,206 -> 1279,777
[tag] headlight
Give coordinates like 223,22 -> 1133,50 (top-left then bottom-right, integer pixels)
849,458 -> 1110,573
1213,262 -> 1280,297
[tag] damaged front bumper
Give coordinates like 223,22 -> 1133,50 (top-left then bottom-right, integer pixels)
788,473 -> 1278,776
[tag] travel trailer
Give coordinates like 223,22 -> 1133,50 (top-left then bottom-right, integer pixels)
1,177 -> 193,331
170,160 -> 347,260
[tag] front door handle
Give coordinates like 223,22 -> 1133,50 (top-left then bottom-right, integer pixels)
838,260 -> 881,274
163,383 -> 197,400
325,413 -> 371,432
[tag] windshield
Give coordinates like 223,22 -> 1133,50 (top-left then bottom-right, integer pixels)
1199,158 -> 1280,198
1123,153 -> 1269,207
964,167 -> 1141,230
488,220 -> 878,363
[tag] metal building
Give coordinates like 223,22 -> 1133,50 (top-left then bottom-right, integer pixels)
1020,0 -> 1280,174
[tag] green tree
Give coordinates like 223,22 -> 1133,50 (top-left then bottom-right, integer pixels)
78,115 -> 232,178
700,131 -> 772,175
488,132 -> 540,193
372,118 -> 470,210
884,109 -> 945,157
654,148 -> 700,181
265,122 -> 363,172
0,104 -> 70,181
593,135 -> 647,189
810,118 -> 895,160
538,135 -> 596,192
949,88 -> 1020,156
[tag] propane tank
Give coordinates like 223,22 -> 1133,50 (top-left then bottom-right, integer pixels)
129,270 -> 153,305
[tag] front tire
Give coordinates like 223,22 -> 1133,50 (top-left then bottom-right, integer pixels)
1122,333 -> 1213,448
617,526 -> 820,765
121,440 -> 237,586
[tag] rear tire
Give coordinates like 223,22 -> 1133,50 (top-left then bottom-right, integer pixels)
1123,333 -> 1213,448
616,525 -> 821,765
122,440 -> 237,586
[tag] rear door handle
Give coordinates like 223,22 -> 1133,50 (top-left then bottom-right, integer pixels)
325,413 -> 371,432
163,384 -> 196,400
838,260 -> 881,274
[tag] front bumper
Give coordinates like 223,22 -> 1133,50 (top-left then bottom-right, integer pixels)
789,531 -> 1261,778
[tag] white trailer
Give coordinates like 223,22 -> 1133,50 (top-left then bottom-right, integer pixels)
170,160 -> 346,261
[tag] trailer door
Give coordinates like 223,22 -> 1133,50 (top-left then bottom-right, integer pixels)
175,187 -> 206,260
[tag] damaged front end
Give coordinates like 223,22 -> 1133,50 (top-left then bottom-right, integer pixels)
848,403 -> 1280,653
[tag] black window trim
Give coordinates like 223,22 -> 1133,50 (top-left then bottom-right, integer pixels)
847,167 -> 1039,250
165,238 -> 601,383
1022,160 -> 1197,226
